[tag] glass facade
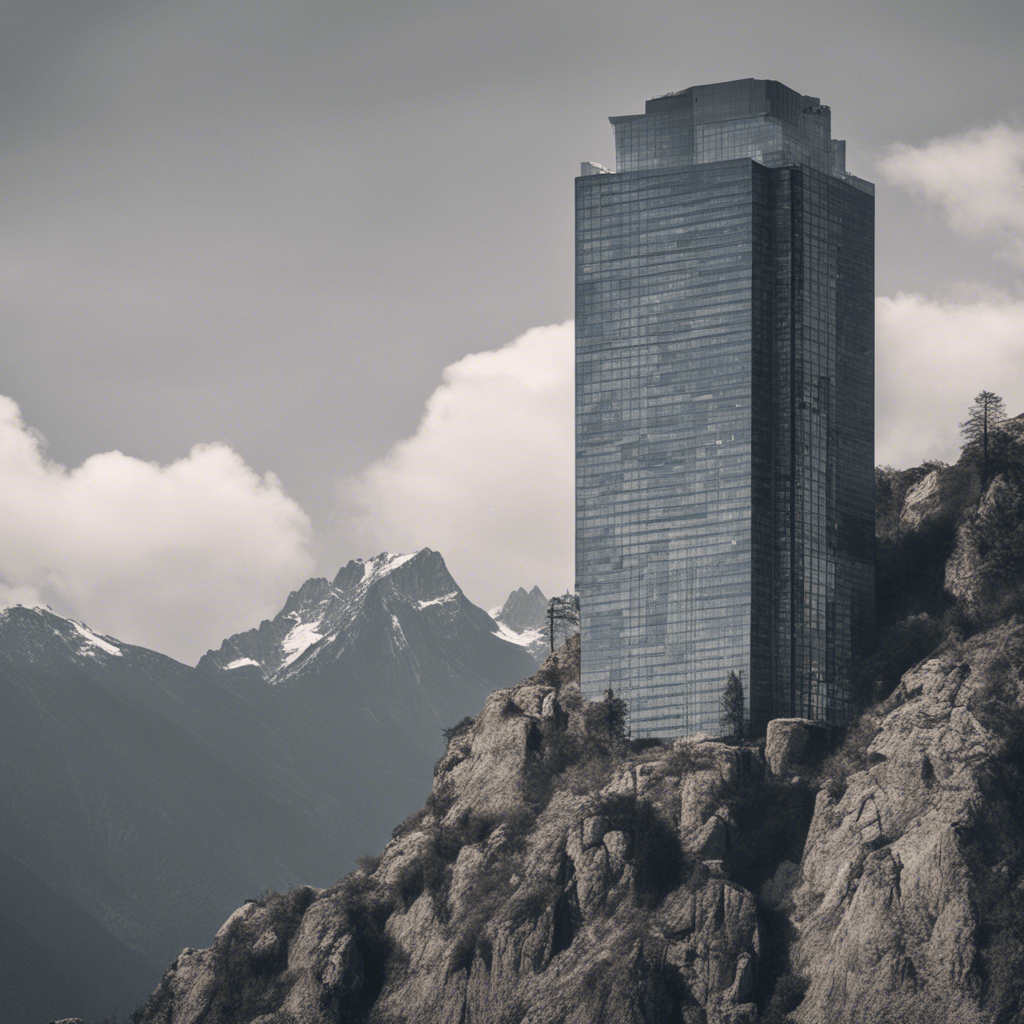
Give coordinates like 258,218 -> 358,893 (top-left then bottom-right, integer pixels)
576,79 -> 874,738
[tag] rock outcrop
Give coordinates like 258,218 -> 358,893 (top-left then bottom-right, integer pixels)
128,616 -> 1024,1024
946,474 -> 1024,626
764,719 -> 829,780
787,622 -> 1024,1024
131,636 -> 790,1024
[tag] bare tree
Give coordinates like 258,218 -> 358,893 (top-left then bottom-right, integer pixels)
543,592 -> 580,652
960,391 -> 1007,484
720,670 -> 744,741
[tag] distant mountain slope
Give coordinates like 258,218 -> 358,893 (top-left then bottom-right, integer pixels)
198,550 -> 539,779
494,584 -> 548,632
1,550 -> 538,1024
0,606 -> 335,1024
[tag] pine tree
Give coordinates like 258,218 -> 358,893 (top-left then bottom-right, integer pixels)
603,688 -> 628,741
960,391 -> 1007,484
720,671 -> 744,741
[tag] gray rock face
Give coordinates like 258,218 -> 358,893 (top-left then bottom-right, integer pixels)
495,585 -> 549,633
899,468 -> 974,531
132,638 -> 776,1024
789,622 -> 1024,1024
491,584 -> 552,662
128,618 -> 1024,1024
765,718 -> 830,779
946,475 -> 1024,626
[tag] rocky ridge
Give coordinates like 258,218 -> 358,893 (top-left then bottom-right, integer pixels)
129,460 -> 1024,1024
198,549 -> 533,682
130,619 -> 1024,1024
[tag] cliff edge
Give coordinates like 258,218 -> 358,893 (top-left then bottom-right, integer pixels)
127,457 -> 1024,1024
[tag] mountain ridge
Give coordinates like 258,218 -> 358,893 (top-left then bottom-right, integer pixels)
1,549 -> 543,1024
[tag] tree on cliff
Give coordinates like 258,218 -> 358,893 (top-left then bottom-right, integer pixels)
961,390 -> 1007,484
543,592 -> 580,652
720,671 -> 744,741
603,687 -> 628,740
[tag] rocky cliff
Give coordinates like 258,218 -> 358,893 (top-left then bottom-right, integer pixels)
124,459 -> 1024,1024
127,615 -> 1024,1024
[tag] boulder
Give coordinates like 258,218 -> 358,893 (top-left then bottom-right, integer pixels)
764,718 -> 829,778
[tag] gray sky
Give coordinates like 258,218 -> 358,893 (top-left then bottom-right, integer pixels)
2,0 -> 1023,661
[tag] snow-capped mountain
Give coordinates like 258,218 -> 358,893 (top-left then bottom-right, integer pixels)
199,548 -> 540,688
491,585 -> 551,660
198,549 -> 540,786
0,602 -> 126,664
1,551 -> 541,1023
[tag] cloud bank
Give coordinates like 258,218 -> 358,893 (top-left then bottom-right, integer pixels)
341,321 -> 575,609
876,120 -> 1024,466
876,291 -> 1024,467
7,120 -> 1021,657
880,121 -> 1024,263
0,395 -> 314,662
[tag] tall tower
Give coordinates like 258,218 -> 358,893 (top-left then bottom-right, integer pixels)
575,79 -> 874,738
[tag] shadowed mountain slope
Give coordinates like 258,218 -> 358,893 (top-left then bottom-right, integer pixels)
1,550 -> 537,1024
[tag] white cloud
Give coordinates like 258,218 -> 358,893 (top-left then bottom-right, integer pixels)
877,291 -> 1024,468
876,120 -> 1024,466
341,321 -> 575,608
0,395 -> 314,662
880,122 -> 1024,262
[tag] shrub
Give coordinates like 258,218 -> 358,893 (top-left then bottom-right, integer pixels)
425,777 -> 457,819
443,715 -> 476,744
853,612 -> 945,704
661,742 -> 719,777
758,971 -> 808,1024
445,861 -> 514,975
520,725 -> 589,812
630,736 -> 668,753
356,853 -> 383,875
498,805 -> 539,849
391,806 -> 429,841
632,800 -> 686,908
327,877 -> 395,1009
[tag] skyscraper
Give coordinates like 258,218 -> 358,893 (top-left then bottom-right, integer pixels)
575,79 -> 874,738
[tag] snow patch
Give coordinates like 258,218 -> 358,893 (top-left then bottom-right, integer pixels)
361,551 -> 418,584
225,657 -> 261,670
390,613 -> 409,649
281,620 -> 324,666
417,591 -> 458,609
71,620 -> 123,657
493,622 -> 544,649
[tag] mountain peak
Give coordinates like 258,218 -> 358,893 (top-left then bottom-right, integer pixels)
0,603 -> 124,660
495,585 -> 549,633
332,548 -> 439,589
199,548 -> 519,683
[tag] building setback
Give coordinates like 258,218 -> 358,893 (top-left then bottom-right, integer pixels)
575,79 -> 874,738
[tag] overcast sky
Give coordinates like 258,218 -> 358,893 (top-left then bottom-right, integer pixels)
2,0 -> 1022,661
